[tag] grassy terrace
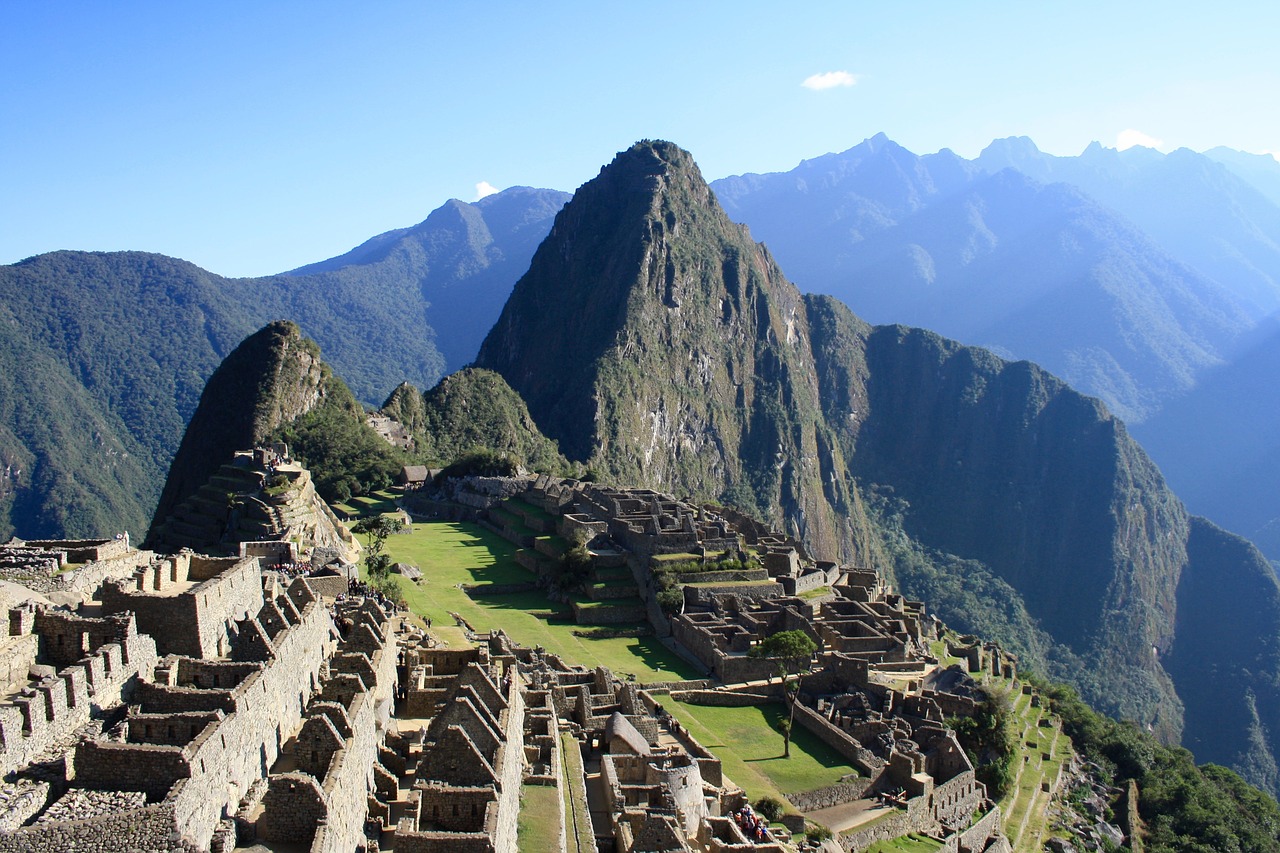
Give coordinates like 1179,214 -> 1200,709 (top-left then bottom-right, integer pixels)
379,520 -> 696,683
999,687 -> 1071,853
333,488 -> 399,518
516,784 -> 562,850
665,701 -> 860,810
866,834 -> 943,852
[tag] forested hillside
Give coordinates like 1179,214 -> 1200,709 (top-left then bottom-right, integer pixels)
0,187 -> 565,541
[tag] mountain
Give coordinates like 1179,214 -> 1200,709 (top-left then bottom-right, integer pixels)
287,186 -> 569,371
1133,317 -> 1280,562
477,139 -> 1280,794
146,320 -> 408,548
711,134 -> 1280,563
976,137 -> 1280,318
0,187 -> 565,542
712,135 -> 1254,424
1204,146 -> 1280,209
406,367 -> 569,474
146,320 -> 333,535
476,140 -> 882,564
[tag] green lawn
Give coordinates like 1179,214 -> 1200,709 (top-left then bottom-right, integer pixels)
333,488 -> 400,518
516,784 -> 562,850
561,732 -> 595,853
379,520 -> 697,683
665,701 -> 861,808
866,834 -> 943,852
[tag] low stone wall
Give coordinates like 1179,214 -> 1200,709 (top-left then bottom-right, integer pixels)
793,703 -> 882,775
786,779 -> 873,812
938,807 -> 1003,853
636,679 -> 711,694
780,569 -> 829,597
59,548 -> 156,596
570,602 -> 646,625
838,796 -> 931,851
668,690 -> 773,707
395,830 -> 495,852
0,800 -> 197,853
683,582 -> 785,607
302,575 -> 348,598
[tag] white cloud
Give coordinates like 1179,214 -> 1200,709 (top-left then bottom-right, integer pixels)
474,181 -> 499,200
1116,129 -> 1164,151
801,71 -> 859,91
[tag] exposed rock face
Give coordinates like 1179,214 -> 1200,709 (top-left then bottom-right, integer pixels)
474,140 -> 1280,793
477,141 -> 879,563
146,321 -> 330,543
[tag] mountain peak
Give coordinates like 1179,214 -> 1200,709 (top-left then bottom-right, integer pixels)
145,320 -> 334,545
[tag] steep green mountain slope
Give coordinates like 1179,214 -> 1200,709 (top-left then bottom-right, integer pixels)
407,368 -> 569,473
0,316 -> 158,540
0,186 -> 565,540
475,139 -> 1280,794
476,140 -> 882,563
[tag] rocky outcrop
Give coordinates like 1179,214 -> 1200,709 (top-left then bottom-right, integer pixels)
146,321 -> 330,545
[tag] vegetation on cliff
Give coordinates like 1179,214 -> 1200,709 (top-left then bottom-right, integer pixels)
410,368 -> 569,474
0,187 -> 566,542
476,140 -> 879,564
1030,672 -> 1280,853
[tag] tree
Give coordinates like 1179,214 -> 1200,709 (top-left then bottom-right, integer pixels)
352,514 -> 404,582
750,629 -> 817,757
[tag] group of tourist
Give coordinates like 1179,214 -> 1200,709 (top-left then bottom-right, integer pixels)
269,560 -> 314,579
732,804 -> 771,843
344,578 -> 399,610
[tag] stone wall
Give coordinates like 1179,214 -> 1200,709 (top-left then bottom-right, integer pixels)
683,582 -> 785,607
667,690 -> 773,706
786,779 -> 874,812
793,703 -> 883,775
69,588 -> 333,850
310,612 -> 397,853
0,610 -> 157,779
301,575 -> 348,599
58,547 -> 156,597
0,800 -> 200,853
938,807 -> 1004,853
838,795 -> 933,851
100,554 -> 263,658
0,633 -> 37,687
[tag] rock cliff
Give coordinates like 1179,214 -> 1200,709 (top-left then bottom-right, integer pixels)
476,141 -> 879,563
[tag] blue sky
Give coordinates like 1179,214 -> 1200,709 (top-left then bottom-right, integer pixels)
2,2 -> 1276,277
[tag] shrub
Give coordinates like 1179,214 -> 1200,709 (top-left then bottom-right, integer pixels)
754,796 -> 785,822
805,823 -> 832,842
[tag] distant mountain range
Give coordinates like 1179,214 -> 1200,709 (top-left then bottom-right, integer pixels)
711,134 -> 1280,562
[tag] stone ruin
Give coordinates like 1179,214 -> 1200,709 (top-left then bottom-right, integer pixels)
146,446 -> 359,563
0,464 -> 1037,852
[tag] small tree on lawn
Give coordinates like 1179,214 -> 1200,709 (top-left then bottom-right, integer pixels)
352,515 -> 404,583
750,629 -> 817,758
